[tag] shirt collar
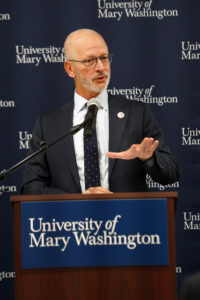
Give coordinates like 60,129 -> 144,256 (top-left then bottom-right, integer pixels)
74,89 -> 108,114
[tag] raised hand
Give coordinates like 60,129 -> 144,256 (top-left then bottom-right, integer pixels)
107,137 -> 159,161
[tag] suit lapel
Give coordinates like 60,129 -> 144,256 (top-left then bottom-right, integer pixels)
108,95 -> 129,178
55,101 -> 81,192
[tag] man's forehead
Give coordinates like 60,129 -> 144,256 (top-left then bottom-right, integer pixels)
72,35 -> 108,57
75,33 -> 107,48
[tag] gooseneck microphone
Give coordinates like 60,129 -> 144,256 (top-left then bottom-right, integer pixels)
84,99 -> 100,138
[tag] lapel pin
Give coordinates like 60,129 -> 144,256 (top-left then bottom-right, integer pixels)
117,112 -> 125,119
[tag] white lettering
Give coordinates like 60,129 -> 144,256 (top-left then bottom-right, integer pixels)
0,100 -> 15,107
0,13 -> 10,21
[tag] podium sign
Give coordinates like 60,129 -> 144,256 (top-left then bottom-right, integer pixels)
21,198 -> 169,269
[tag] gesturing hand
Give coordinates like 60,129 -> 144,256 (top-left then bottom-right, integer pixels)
107,137 -> 159,161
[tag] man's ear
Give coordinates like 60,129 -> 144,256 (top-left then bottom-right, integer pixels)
64,61 -> 75,78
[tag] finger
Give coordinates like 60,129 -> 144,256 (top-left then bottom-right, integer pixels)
83,190 -> 91,194
95,190 -> 113,194
84,187 -> 113,194
91,186 -> 113,193
140,137 -> 154,151
107,151 -> 129,159
145,139 -> 159,152
107,144 -> 139,160
98,187 -> 113,194
150,140 -> 159,152
141,138 -> 159,154
134,138 -> 158,160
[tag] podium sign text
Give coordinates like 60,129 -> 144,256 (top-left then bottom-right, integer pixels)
21,198 -> 169,269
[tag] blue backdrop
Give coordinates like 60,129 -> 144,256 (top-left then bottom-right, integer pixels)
0,0 -> 200,299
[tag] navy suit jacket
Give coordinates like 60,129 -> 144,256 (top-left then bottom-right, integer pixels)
180,272 -> 200,300
21,94 -> 179,194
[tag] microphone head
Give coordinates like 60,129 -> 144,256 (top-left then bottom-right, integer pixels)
87,98 -> 101,109
84,99 -> 100,138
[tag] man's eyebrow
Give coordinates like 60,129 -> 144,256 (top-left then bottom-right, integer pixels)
84,54 -> 108,59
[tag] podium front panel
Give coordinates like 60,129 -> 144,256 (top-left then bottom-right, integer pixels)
21,198 -> 169,269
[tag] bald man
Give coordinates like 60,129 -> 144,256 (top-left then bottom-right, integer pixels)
21,29 -> 179,195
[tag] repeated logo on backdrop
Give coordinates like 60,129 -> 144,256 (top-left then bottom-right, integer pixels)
181,41 -> 200,61
183,211 -> 200,230
19,131 -> 32,150
0,185 -> 17,195
0,13 -> 10,21
108,85 -> 178,107
0,100 -> 15,108
0,271 -> 15,282
176,266 -> 182,274
97,0 -> 178,21
146,174 -> 179,191
181,127 -> 200,146
15,46 -> 65,67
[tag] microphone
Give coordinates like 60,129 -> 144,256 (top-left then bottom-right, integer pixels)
84,99 -> 100,138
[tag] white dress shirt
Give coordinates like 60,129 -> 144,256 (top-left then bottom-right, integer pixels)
73,90 -> 109,192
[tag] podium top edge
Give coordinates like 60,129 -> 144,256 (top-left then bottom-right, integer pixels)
10,192 -> 178,202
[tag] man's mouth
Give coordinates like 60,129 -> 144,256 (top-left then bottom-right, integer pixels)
94,75 -> 107,82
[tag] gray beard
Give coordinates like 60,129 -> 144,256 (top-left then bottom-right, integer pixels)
77,72 -> 111,93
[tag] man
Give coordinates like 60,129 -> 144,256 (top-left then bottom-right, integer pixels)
21,29 -> 179,195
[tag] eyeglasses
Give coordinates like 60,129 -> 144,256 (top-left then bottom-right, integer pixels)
68,53 -> 113,69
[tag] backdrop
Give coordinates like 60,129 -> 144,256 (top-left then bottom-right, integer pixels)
0,0 -> 200,299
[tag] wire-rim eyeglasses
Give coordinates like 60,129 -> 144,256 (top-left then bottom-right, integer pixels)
67,53 -> 113,69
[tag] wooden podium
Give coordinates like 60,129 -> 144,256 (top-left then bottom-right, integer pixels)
11,192 -> 177,300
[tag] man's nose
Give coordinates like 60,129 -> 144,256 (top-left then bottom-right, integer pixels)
95,58 -> 104,70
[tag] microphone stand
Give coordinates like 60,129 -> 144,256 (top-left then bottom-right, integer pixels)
0,121 -> 86,182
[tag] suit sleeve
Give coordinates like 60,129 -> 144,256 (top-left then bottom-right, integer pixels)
139,104 -> 179,185
21,116 -> 66,195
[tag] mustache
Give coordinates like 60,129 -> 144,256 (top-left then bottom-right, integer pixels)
92,72 -> 110,80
